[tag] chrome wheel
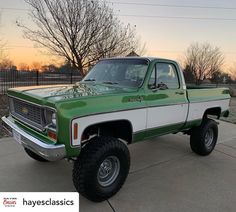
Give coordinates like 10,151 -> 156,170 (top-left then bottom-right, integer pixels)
97,156 -> 120,187
205,128 -> 214,148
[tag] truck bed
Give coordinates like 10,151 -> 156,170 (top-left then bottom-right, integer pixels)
187,87 -> 229,102
186,87 -> 230,123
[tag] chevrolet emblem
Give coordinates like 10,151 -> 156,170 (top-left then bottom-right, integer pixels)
22,107 -> 29,115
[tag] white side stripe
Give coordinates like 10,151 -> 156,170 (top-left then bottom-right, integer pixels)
187,99 -> 230,121
71,99 -> 230,146
71,108 -> 147,146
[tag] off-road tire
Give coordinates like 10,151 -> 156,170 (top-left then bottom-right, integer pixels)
24,148 -> 49,162
190,118 -> 218,156
73,136 -> 130,202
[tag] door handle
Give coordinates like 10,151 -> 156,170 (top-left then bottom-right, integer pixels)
175,91 -> 185,95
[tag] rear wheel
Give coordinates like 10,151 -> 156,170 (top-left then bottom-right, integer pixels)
24,148 -> 49,162
190,118 -> 218,156
73,136 -> 130,202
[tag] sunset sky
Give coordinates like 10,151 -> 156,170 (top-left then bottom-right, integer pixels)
0,0 -> 235,70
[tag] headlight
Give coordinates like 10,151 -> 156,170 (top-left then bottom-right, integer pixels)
45,109 -> 57,128
51,113 -> 57,126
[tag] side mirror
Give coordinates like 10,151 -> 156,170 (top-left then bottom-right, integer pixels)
157,83 -> 168,90
148,82 -> 168,92
148,84 -> 156,90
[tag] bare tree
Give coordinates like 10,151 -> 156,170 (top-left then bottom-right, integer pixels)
183,42 -> 224,85
0,58 -> 15,70
19,0 -> 142,76
229,63 -> 236,81
0,33 -> 6,64
0,41 -> 5,63
0,13 -> 4,63
18,63 -> 30,71
31,61 -> 42,71
0,12 -> 2,62
0,13 -> 11,69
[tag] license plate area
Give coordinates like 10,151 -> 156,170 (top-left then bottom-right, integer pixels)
13,130 -> 22,144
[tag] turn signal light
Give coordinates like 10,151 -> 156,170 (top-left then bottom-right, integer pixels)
48,130 -> 57,141
74,123 -> 78,140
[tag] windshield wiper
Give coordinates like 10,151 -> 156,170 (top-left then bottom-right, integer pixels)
102,81 -> 118,85
84,78 -> 96,82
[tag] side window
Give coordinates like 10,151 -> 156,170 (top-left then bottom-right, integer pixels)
156,63 -> 179,89
148,63 -> 179,89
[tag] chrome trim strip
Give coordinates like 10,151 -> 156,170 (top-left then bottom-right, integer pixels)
8,95 -> 56,111
10,113 -> 44,132
189,98 -> 230,104
1,116 -> 66,161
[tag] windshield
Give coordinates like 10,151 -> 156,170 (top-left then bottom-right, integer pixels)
83,59 -> 149,88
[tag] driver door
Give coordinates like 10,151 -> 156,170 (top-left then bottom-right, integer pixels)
144,62 -> 188,138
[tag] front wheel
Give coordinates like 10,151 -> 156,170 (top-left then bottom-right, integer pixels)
190,118 -> 218,156
73,136 -> 130,202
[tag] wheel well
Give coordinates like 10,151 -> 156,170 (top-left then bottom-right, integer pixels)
204,107 -> 221,119
81,120 -> 133,144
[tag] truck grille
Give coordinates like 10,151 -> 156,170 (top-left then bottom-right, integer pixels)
9,98 -> 44,131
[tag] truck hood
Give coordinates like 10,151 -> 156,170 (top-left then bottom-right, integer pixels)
8,82 -> 136,103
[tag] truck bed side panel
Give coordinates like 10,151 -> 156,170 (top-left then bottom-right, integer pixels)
187,88 -> 230,122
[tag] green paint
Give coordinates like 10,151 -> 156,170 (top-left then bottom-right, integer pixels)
187,87 -> 230,102
5,58 -> 231,158
182,119 -> 202,129
133,122 -> 184,142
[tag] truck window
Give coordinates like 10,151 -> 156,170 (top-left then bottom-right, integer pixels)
149,63 -> 179,89
83,59 -> 148,88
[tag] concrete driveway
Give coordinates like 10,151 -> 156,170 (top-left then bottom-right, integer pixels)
0,120 -> 236,212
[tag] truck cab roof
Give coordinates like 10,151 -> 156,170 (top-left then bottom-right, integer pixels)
102,56 -> 175,63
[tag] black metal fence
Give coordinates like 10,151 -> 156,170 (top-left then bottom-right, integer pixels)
0,69 -> 82,94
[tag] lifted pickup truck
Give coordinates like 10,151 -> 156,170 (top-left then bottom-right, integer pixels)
2,57 -> 230,202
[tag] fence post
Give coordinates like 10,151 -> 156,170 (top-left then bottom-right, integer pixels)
70,72 -> 73,84
36,71 -> 39,85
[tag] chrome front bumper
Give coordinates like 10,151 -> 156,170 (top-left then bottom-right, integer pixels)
1,116 -> 66,161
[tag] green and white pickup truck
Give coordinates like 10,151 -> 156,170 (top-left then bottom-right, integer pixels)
2,57 -> 230,201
